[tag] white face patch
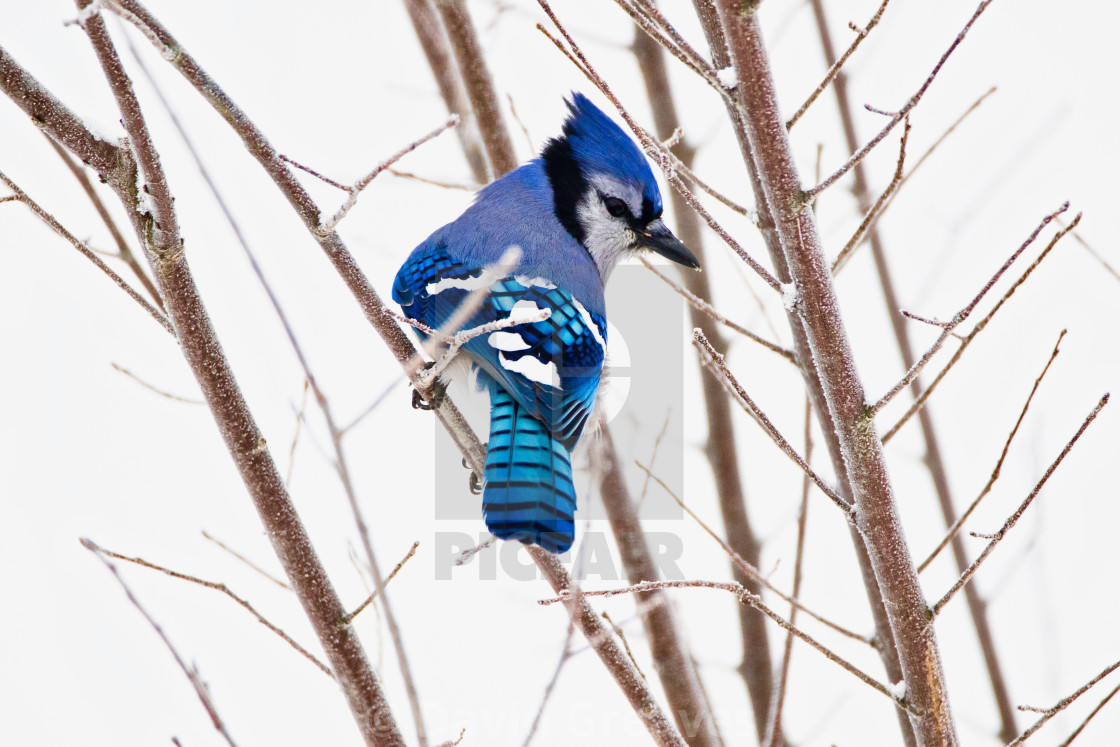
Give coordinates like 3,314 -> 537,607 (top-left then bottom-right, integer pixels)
576,173 -> 645,280
498,351 -> 561,389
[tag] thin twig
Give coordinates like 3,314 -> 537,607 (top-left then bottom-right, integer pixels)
805,0 -> 997,198
883,214 -> 1080,440
201,531 -> 291,591
0,170 -> 173,335
602,611 -> 647,681
933,394 -> 1109,616
82,538 -> 243,747
111,362 -> 202,404
786,0 -> 893,130
542,580 -> 916,714
762,401 -> 813,747
635,462 -> 870,646
279,153 -> 350,191
669,157 -> 754,217
89,541 -> 332,677
317,115 -> 459,236
1063,222 -> 1120,284
693,331 -> 851,514
528,548 -> 688,746
343,542 -> 420,625
831,116 -> 911,274
387,168 -> 479,192
1057,680 -> 1120,746
285,379 -> 311,488
871,204 -> 1072,415
614,0 -> 725,98
43,135 -> 165,311
521,610 -> 580,747
639,257 -> 793,361
1008,659 -> 1120,745
876,87 -> 997,220
918,331 -> 1065,572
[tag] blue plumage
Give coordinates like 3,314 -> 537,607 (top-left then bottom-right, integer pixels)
393,93 -> 698,554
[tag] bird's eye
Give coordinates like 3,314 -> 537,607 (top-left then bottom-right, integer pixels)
602,196 -> 630,219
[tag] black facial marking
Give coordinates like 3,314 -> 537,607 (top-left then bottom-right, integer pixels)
640,198 -> 660,225
541,136 -> 588,245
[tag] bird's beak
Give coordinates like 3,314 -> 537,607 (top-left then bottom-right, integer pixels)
635,219 -> 700,269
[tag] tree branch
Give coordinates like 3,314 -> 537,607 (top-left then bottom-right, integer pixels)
932,394 -> 1109,616
711,4 -> 957,742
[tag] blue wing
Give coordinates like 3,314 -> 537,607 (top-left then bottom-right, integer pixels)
393,240 -> 605,450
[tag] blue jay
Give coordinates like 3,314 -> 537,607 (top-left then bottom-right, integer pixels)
393,93 -> 698,554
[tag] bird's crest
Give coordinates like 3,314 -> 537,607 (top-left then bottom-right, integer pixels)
546,92 -> 662,216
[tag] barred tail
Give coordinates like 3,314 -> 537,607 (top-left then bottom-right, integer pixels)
482,386 -> 576,554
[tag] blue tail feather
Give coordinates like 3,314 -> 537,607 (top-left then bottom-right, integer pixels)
482,386 -> 576,554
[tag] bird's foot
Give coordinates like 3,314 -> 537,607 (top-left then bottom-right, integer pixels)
468,471 -> 483,495
461,443 -> 488,470
411,363 -> 447,411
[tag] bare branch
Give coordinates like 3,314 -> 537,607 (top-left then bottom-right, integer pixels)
528,548 -> 688,747
805,0 -> 998,198
871,204 -> 1072,415
831,116 -> 911,274
343,542 -> 421,625
44,135 -> 165,311
882,213 -> 1080,441
1057,681 -> 1120,746
933,394 -> 1109,616
763,403 -> 813,747
400,0 -> 490,183
317,115 -> 459,236
635,461 -> 871,646
534,0 -> 781,292
1009,659 -> 1120,746
68,4 -> 409,742
639,257 -> 794,361
711,3 -> 956,739
438,0 -> 518,176
542,579 -> 916,715
1064,221 -> 1120,284
591,428 -> 723,747
918,330 -> 1065,572
88,540 -> 332,677
82,538 -> 242,747
694,330 -> 851,514
201,530 -> 291,591
0,170 -> 173,335
111,362 -> 203,403
786,0 -> 892,130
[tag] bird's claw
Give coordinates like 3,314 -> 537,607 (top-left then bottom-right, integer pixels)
411,363 -> 447,411
468,471 -> 483,495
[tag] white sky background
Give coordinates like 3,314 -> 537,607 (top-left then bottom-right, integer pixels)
1,1 -> 1118,745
